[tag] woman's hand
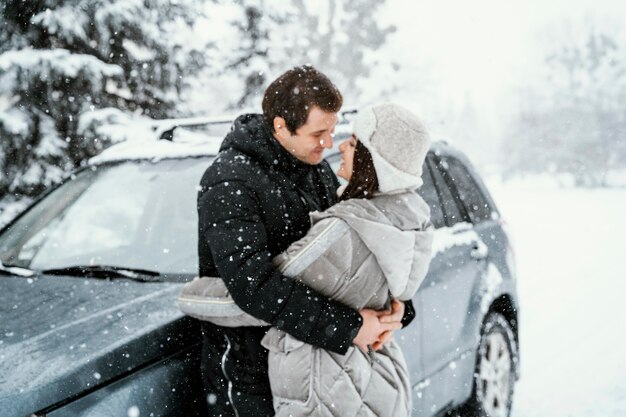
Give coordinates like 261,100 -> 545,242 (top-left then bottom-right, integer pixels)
353,308 -> 402,353
372,300 -> 405,351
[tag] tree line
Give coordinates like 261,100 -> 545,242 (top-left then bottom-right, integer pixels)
0,0 -> 396,202
503,25 -> 626,187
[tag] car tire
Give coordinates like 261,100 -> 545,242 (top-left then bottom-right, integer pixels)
461,312 -> 518,417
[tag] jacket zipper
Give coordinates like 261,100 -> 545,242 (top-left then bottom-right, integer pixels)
221,334 -> 240,417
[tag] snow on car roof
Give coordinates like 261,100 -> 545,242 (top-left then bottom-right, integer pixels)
89,125 -> 449,166
87,109 -> 442,166
89,128 -> 224,165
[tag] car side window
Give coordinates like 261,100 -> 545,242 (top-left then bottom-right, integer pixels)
441,157 -> 493,224
416,160 -> 445,228
428,156 -> 465,227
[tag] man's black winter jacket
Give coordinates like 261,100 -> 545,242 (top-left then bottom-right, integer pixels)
197,114 -> 362,354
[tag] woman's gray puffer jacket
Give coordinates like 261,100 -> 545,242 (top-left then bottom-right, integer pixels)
179,190 -> 433,417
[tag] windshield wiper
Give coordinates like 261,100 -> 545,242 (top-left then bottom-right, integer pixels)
0,261 -> 36,277
41,265 -> 162,282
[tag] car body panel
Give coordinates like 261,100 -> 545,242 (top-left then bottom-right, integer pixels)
419,223 -> 486,374
395,294 -> 425,385
46,344 -> 205,417
0,275 -> 203,416
401,143 -> 519,416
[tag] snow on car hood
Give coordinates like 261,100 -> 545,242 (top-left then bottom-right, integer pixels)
0,275 -> 193,416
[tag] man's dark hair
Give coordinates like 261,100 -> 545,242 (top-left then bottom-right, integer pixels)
262,65 -> 343,133
339,140 -> 379,201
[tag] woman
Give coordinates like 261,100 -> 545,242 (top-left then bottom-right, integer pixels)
179,103 -> 434,417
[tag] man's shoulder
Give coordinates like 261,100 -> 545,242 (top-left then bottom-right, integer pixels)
200,148 -> 265,188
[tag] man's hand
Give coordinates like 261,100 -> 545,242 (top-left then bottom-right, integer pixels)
372,300 -> 405,351
353,308 -> 402,353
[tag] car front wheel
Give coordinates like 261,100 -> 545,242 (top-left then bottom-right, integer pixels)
463,312 -> 518,417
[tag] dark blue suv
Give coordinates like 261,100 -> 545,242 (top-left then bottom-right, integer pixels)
0,118 -> 519,417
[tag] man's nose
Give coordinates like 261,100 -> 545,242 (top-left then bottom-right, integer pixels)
322,132 -> 334,149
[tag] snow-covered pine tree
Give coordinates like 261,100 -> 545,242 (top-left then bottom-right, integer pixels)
227,2 -> 269,108
214,0 -> 398,110
0,0 -> 208,198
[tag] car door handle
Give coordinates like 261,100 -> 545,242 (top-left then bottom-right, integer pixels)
470,240 -> 489,261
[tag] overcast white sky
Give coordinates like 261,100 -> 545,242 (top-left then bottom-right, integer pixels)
377,0 -> 626,164
384,0 -> 626,106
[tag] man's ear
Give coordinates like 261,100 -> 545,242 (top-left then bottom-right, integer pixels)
273,116 -> 291,142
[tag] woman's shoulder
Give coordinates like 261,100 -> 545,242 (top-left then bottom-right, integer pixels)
370,190 -> 431,222
318,190 -> 431,232
313,198 -> 373,219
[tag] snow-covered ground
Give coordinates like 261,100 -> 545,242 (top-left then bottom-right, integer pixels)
485,177 -> 626,417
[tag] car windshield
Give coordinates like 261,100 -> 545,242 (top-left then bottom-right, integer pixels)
0,157 -> 211,279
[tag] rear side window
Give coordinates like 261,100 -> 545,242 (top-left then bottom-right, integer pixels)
416,161 -> 445,228
428,157 -> 464,227
439,157 -> 493,224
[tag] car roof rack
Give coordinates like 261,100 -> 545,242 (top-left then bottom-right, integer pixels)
154,107 -> 360,141
154,116 -> 235,141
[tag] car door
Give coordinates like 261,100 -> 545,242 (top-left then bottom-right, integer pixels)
416,154 -> 489,413
393,157 -> 447,390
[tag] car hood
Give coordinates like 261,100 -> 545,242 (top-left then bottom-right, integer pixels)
0,275 -> 194,416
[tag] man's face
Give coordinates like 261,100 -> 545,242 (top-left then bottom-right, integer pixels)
273,106 -> 337,165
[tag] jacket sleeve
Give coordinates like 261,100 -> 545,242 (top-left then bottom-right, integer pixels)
277,217 -> 418,329
401,300 -> 416,328
199,180 -> 362,354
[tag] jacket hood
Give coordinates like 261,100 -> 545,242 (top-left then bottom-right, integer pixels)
220,114 -> 310,175
310,191 -> 433,299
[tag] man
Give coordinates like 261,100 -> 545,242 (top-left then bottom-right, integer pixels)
197,65 -> 413,416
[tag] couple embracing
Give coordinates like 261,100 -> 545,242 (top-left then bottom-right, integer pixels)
182,65 -> 434,417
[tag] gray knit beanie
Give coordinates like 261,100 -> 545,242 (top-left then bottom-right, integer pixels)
353,103 -> 431,193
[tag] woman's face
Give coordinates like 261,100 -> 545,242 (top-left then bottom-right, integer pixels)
337,135 -> 357,181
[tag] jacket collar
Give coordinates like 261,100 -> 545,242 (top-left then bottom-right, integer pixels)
220,114 -> 311,177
